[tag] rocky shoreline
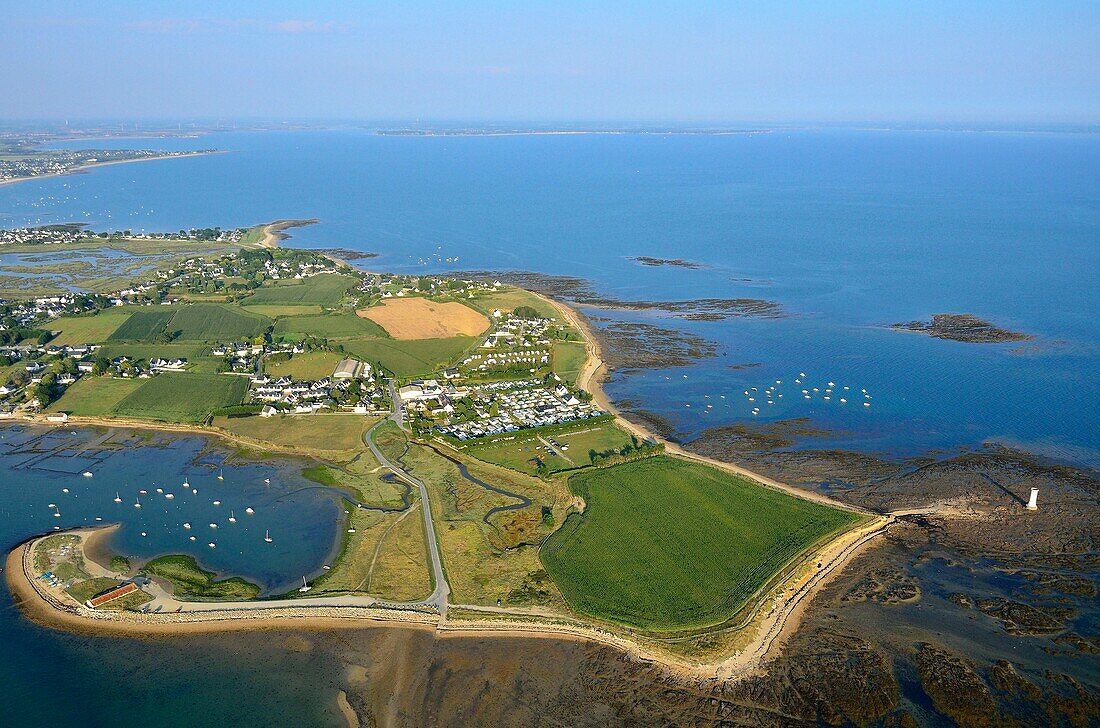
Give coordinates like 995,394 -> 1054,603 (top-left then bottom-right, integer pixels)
892,312 -> 1032,343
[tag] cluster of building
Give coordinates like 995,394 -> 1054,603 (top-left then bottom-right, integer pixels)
0,148 -> 205,183
211,341 -> 303,373
246,358 -> 385,414
400,377 -> 602,441
165,249 -> 342,297
355,273 -> 502,304
459,310 -> 556,376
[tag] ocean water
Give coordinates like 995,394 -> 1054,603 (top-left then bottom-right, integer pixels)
0,129 -> 1096,724
6,128 -> 1098,466
0,426 -> 348,726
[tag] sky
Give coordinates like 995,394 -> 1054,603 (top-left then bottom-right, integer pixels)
2,1 -> 1098,124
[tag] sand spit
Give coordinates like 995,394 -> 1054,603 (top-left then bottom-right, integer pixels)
257,218 -> 319,248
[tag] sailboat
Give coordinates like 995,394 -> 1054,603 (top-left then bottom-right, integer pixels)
264,530 -> 273,543
183,479 -> 190,488
134,500 -> 141,509
216,470 -> 224,481
298,577 -> 311,593
113,492 -> 122,503
228,511 -> 236,523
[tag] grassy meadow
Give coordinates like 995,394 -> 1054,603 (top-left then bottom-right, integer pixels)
47,309 -> 132,345
108,309 -> 177,341
111,373 -> 248,422
264,350 -> 344,379
551,340 -> 587,385
540,456 -> 862,632
212,413 -> 377,460
47,377 -> 143,416
273,312 -> 386,340
462,418 -> 632,475
142,554 -> 260,600
167,303 -> 271,341
341,335 -> 474,378
242,273 -> 356,306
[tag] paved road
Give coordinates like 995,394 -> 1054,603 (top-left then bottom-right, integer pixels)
361,381 -> 450,614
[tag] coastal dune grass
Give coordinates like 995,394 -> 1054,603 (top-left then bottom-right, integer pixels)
540,456 -> 862,632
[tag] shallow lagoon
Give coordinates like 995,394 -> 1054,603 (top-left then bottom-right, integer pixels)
0,424 -> 351,725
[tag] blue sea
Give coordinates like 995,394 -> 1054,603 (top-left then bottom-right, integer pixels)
3,128 -> 1097,466
0,128 -> 1096,725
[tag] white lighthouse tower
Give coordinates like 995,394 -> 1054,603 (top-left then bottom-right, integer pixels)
1026,487 -> 1039,511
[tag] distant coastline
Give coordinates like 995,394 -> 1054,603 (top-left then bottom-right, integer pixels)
0,150 -> 221,188
374,128 -> 772,137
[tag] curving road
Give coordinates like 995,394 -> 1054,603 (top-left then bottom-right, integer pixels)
361,382 -> 450,615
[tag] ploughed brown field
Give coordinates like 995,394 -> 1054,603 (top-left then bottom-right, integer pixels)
358,298 -> 490,340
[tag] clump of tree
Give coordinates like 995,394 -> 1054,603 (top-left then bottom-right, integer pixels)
513,305 -> 540,319
31,372 -> 58,407
588,435 -> 664,467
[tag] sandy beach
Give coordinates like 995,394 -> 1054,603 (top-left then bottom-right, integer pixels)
256,218 -> 319,248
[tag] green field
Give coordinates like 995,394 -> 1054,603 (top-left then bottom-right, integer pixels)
472,287 -> 559,319
273,312 -> 386,340
241,304 -> 323,317
98,341 -> 209,361
167,304 -> 271,341
212,413 -> 379,461
47,377 -> 143,416
48,309 -> 132,345
540,456 -> 862,632
551,340 -> 587,385
108,309 -> 177,341
142,554 -> 260,600
112,373 -> 248,422
341,335 -> 474,378
243,273 -> 355,306
265,350 -> 344,379
463,418 -> 631,475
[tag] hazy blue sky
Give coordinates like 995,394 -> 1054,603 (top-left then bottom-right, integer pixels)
3,1 -> 1098,123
